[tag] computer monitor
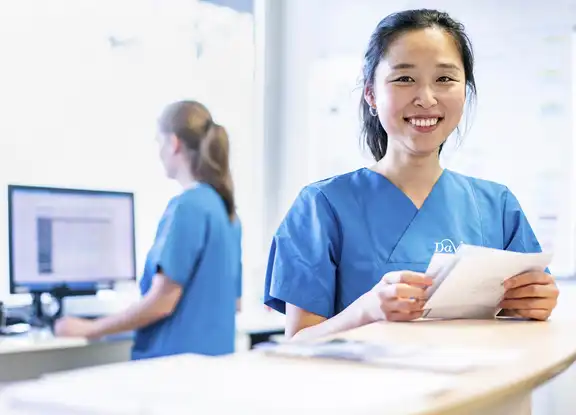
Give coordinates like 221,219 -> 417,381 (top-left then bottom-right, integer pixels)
8,185 -> 136,324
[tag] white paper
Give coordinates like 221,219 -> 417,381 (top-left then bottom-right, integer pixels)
425,253 -> 459,298
423,245 -> 553,319
263,339 -> 522,374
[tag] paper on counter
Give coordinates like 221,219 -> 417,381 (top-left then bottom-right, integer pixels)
423,245 -> 553,319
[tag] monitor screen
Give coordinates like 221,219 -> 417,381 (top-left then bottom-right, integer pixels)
8,185 -> 137,294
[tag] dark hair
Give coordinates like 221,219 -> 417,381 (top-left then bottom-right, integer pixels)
158,100 -> 235,220
360,9 -> 477,161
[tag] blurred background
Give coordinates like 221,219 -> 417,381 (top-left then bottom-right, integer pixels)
0,0 -> 572,309
0,0 -> 573,413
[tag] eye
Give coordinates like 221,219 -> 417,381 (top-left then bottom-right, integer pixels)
392,76 -> 415,83
437,76 -> 455,83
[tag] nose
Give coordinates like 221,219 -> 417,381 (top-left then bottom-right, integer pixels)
413,84 -> 438,109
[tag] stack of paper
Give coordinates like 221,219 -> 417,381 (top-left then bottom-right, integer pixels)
423,244 -> 553,319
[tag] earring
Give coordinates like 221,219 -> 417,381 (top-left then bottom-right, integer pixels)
369,106 -> 378,117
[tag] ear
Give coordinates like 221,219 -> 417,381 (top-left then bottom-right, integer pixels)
363,83 -> 376,109
169,134 -> 182,154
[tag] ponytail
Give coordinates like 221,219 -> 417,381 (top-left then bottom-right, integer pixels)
194,123 -> 236,220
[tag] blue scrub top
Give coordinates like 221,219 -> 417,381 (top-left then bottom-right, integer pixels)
132,183 -> 242,360
264,168 -> 547,318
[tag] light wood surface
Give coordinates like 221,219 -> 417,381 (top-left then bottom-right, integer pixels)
0,319 -> 574,415
329,319 -> 576,415
0,330 -> 133,382
0,331 -> 88,355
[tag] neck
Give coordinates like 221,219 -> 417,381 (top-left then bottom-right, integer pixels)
373,146 -> 443,192
174,168 -> 197,189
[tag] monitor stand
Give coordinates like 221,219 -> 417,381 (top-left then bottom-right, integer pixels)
28,293 -> 57,328
28,286 -> 98,329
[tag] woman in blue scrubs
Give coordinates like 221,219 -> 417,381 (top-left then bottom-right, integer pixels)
55,100 -> 242,359
264,9 -> 559,341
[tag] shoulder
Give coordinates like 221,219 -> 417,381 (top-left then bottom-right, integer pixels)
446,170 -> 511,203
277,170 -> 367,235
283,169 -> 363,221
307,168 -> 366,193
163,185 -> 219,224
177,184 -> 231,215
445,171 -> 529,219
295,168 -> 367,207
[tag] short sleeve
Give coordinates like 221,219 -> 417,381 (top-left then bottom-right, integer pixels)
156,199 -> 207,286
263,186 -> 341,318
503,188 -> 550,273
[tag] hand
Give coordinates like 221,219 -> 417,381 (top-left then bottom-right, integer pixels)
54,317 -> 99,339
367,271 -> 433,322
499,271 -> 559,321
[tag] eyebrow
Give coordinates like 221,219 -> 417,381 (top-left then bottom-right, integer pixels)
391,63 -> 461,70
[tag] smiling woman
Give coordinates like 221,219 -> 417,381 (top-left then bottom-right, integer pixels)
360,11 -> 476,160
263,9 -> 558,342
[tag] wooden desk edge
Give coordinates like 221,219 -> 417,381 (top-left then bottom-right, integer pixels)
0,335 -> 134,356
309,320 -> 576,415
415,343 -> 576,415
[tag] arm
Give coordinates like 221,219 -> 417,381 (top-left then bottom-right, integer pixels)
54,273 -> 184,339
499,188 -> 558,320
288,271 -> 432,341
503,187 -> 547,257
265,187 -> 380,342
286,296 -> 376,341
88,273 -> 182,338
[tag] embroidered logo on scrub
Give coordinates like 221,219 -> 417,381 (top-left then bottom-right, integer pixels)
434,239 -> 463,254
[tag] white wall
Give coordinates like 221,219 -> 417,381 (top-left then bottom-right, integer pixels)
265,0 -> 575,277
0,1 -> 263,303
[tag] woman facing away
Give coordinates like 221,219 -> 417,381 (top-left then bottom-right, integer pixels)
55,100 -> 243,359
264,9 -> 559,341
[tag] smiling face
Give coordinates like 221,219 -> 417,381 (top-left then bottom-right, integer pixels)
365,27 -> 466,157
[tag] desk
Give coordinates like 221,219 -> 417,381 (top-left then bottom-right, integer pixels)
0,330 -> 133,382
0,319 -> 575,414
236,309 -> 285,348
337,319 -> 576,415
0,310 -> 283,383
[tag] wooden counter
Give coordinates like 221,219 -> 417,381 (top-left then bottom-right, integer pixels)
0,319 -> 575,415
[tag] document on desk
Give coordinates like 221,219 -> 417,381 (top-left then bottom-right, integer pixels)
423,244 -> 553,320
259,338 -> 521,374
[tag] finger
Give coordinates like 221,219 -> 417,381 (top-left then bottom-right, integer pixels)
504,283 -> 559,300
504,271 -> 554,290
384,271 -> 433,287
387,310 -> 424,322
504,309 -> 550,321
387,298 -> 426,313
382,283 -> 427,300
499,298 -> 555,310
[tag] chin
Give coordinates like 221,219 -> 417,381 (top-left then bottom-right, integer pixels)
406,140 -> 444,157
412,132 -> 448,150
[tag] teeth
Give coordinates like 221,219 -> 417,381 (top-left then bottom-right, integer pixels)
409,118 -> 439,127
